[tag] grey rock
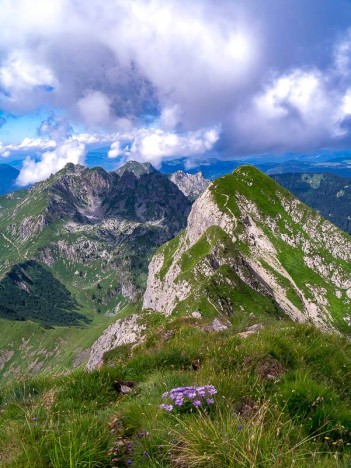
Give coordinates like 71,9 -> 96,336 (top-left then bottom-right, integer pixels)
169,171 -> 210,201
205,318 -> 230,332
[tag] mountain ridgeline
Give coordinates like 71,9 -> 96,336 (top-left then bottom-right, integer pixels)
0,162 -> 191,319
143,166 -> 351,335
0,162 -> 192,378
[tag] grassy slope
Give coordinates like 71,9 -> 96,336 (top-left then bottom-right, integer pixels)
212,166 -> 351,332
1,315 -> 351,467
155,165 -> 351,333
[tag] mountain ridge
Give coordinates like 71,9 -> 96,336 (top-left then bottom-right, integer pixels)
143,165 -> 351,334
0,161 -> 191,379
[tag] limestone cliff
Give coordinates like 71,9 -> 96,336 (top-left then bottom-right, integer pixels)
168,171 -> 210,201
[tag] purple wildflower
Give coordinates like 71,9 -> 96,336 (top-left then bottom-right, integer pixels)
31,417 -> 38,421
127,460 -> 132,465
160,403 -> 173,412
205,385 -> 217,395
160,385 -> 217,411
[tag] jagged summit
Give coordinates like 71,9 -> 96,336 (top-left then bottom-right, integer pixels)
115,160 -> 157,178
0,161 -> 191,323
143,165 -> 351,334
168,170 -> 210,201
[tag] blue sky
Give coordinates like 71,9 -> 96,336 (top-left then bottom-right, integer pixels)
1,0 -> 351,184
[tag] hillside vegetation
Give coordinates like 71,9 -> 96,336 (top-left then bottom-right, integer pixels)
272,173 -> 351,235
1,311 -> 351,467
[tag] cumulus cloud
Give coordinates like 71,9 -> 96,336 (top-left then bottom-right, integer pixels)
77,91 -> 112,128
226,61 -> 351,153
0,137 -> 56,156
1,0 -> 351,161
108,141 -> 122,159
109,127 -> 219,167
0,51 -> 57,94
0,129 -> 125,160
38,114 -> 73,141
17,140 -> 86,186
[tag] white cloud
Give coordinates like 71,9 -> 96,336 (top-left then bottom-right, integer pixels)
108,141 -> 122,159
0,0 -> 259,129
0,137 -> 56,156
112,127 -> 219,167
1,0 -> 351,156
0,142 -> 10,157
0,50 -> 57,95
228,67 -> 351,152
254,70 -> 325,120
77,91 -> 112,128
17,140 -> 86,185
159,105 -> 181,130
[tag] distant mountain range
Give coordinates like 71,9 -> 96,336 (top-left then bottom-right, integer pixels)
3,150 -> 351,195
160,154 -> 351,179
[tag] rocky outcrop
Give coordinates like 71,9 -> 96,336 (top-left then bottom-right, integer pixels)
169,171 -> 210,201
143,189 -> 236,314
86,314 -> 145,370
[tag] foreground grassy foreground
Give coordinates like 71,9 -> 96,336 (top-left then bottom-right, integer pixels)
1,311 -> 351,467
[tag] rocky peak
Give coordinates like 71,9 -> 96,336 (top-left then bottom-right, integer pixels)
115,160 -> 157,178
168,170 -> 210,201
0,161 -> 192,311
143,165 -> 351,334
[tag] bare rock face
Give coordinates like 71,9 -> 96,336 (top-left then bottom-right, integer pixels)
143,189 -> 236,315
169,171 -> 210,201
86,314 -> 145,371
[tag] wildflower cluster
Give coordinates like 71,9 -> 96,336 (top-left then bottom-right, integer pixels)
160,385 -> 217,412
